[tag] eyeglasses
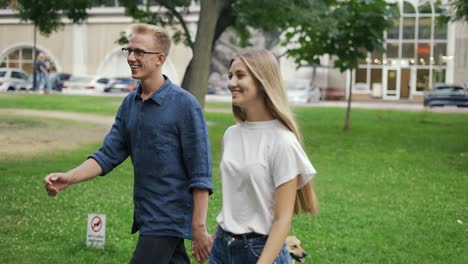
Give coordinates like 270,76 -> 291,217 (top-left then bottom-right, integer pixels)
122,48 -> 162,58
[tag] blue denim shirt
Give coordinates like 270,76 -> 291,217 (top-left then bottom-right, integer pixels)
89,77 -> 213,239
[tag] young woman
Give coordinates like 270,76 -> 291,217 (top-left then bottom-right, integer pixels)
207,48 -> 319,263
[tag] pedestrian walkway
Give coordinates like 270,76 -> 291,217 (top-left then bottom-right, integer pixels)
205,95 -> 468,114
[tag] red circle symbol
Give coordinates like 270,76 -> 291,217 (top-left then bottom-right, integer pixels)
91,216 -> 102,232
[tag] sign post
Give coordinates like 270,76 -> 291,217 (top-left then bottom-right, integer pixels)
86,214 -> 106,249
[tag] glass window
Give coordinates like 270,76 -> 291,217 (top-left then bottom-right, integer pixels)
402,43 -> 415,59
8,50 -> 20,61
387,19 -> 400,40
386,43 -> 399,58
432,68 -> 445,84
371,49 -> 383,65
416,69 -> 430,91
418,2 -> 432,14
355,68 -> 368,90
418,17 -> 432,39
402,17 -> 415,39
97,78 -> 109,84
433,43 -> 447,65
8,62 -> 19,68
356,68 -> 367,83
434,21 -> 447,39
11,71 -> 22,79
417,43 -> 430,65
0,47 -> 49,75
434,1 -> 444,13
371,69 -> 382,91
22,48 -> 33,60
403,1 -> 415,14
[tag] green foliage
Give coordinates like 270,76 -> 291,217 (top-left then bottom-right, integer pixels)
118,0 -> 194,47
281,0 -> 398,72
230,0 -> 329,48
15,0 -> 90,36
444,0 -> 468,22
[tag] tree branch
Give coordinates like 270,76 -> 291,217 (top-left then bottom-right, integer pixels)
157,1 -> 195,51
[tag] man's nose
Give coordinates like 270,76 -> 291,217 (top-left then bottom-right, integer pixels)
127,51 -> 136,61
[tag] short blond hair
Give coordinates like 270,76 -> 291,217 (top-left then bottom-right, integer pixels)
131,23 -> 171,55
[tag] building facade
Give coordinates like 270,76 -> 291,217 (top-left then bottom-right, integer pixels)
350,0 -> 468,101
0,0 -> 467,100
0,1 -> 197,85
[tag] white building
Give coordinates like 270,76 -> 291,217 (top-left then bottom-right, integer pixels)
1,0 -> 467,101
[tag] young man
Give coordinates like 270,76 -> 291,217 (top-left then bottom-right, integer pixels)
44,23 -> 213,264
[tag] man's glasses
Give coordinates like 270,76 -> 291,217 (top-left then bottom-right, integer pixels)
122,48 -> 162,58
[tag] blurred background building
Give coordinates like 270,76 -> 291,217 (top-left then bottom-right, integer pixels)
0,0 -> 467,101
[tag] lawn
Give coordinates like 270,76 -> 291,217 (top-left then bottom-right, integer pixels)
0,94 -> 466,263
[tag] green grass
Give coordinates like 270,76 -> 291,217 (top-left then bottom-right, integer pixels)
0,94 -> 467,263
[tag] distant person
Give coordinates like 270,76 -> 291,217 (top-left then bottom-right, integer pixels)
204,48 -> 319,264
44,23 -> 213,264
34,53 -> 51,93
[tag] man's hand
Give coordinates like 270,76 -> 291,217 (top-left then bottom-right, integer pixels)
44,173 -> 71,196
191,225 -> 213,263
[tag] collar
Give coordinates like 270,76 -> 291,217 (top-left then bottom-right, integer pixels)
135,75 -> 172,105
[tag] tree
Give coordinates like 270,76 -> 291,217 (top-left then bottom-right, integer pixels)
446,0 -> 468,22
118,0 -> 328,107
1,0 -> 90,90
281,0 -> 398,131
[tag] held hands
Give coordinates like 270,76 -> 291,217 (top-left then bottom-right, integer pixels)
191,227 -> 214,263
44,173 -> 71,196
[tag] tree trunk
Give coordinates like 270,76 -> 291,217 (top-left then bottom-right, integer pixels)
343,70 -> 353,131
32,24 -> 37,91
180,0 -> 222,107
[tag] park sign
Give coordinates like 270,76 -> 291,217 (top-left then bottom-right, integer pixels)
86,214 -> 106,249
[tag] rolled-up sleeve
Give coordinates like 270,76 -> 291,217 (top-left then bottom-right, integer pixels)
180,105 -> 213,194
89,103 -> 130,176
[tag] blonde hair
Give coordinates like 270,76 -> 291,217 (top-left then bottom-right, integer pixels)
37,52 -> 45,61
131,23 -> 171,56
231,48 -> 319,216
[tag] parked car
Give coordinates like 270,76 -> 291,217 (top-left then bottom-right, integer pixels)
423,84 -> 468,107
49,72 -> 71,92
104,77 -> 139,93
285,79 -> 321,104
62,76 -> 109,94
0,67 -> 32,92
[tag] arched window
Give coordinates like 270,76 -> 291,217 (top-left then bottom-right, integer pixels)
0,46 -> 57,75
403,1 -> 415,14
418,1 -> 432,14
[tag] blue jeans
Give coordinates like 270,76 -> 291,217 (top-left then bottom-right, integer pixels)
34,72 -> 50,91
209,227 -> 292,264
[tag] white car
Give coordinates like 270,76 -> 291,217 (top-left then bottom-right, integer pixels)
0,67 -> 32,92
62,76 -> 109,94
285,79 -> 321,104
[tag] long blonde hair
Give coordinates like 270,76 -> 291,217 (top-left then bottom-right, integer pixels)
231,48 -> 319,216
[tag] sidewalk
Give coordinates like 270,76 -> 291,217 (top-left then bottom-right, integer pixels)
205,94 -> 468,114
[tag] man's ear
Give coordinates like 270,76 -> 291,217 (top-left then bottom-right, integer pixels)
157,53 -> 167,66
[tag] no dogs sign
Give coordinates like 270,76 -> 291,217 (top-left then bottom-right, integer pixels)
86,214 -> 106,249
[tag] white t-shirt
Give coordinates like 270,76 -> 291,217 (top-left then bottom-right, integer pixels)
216,119 -> 316,235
